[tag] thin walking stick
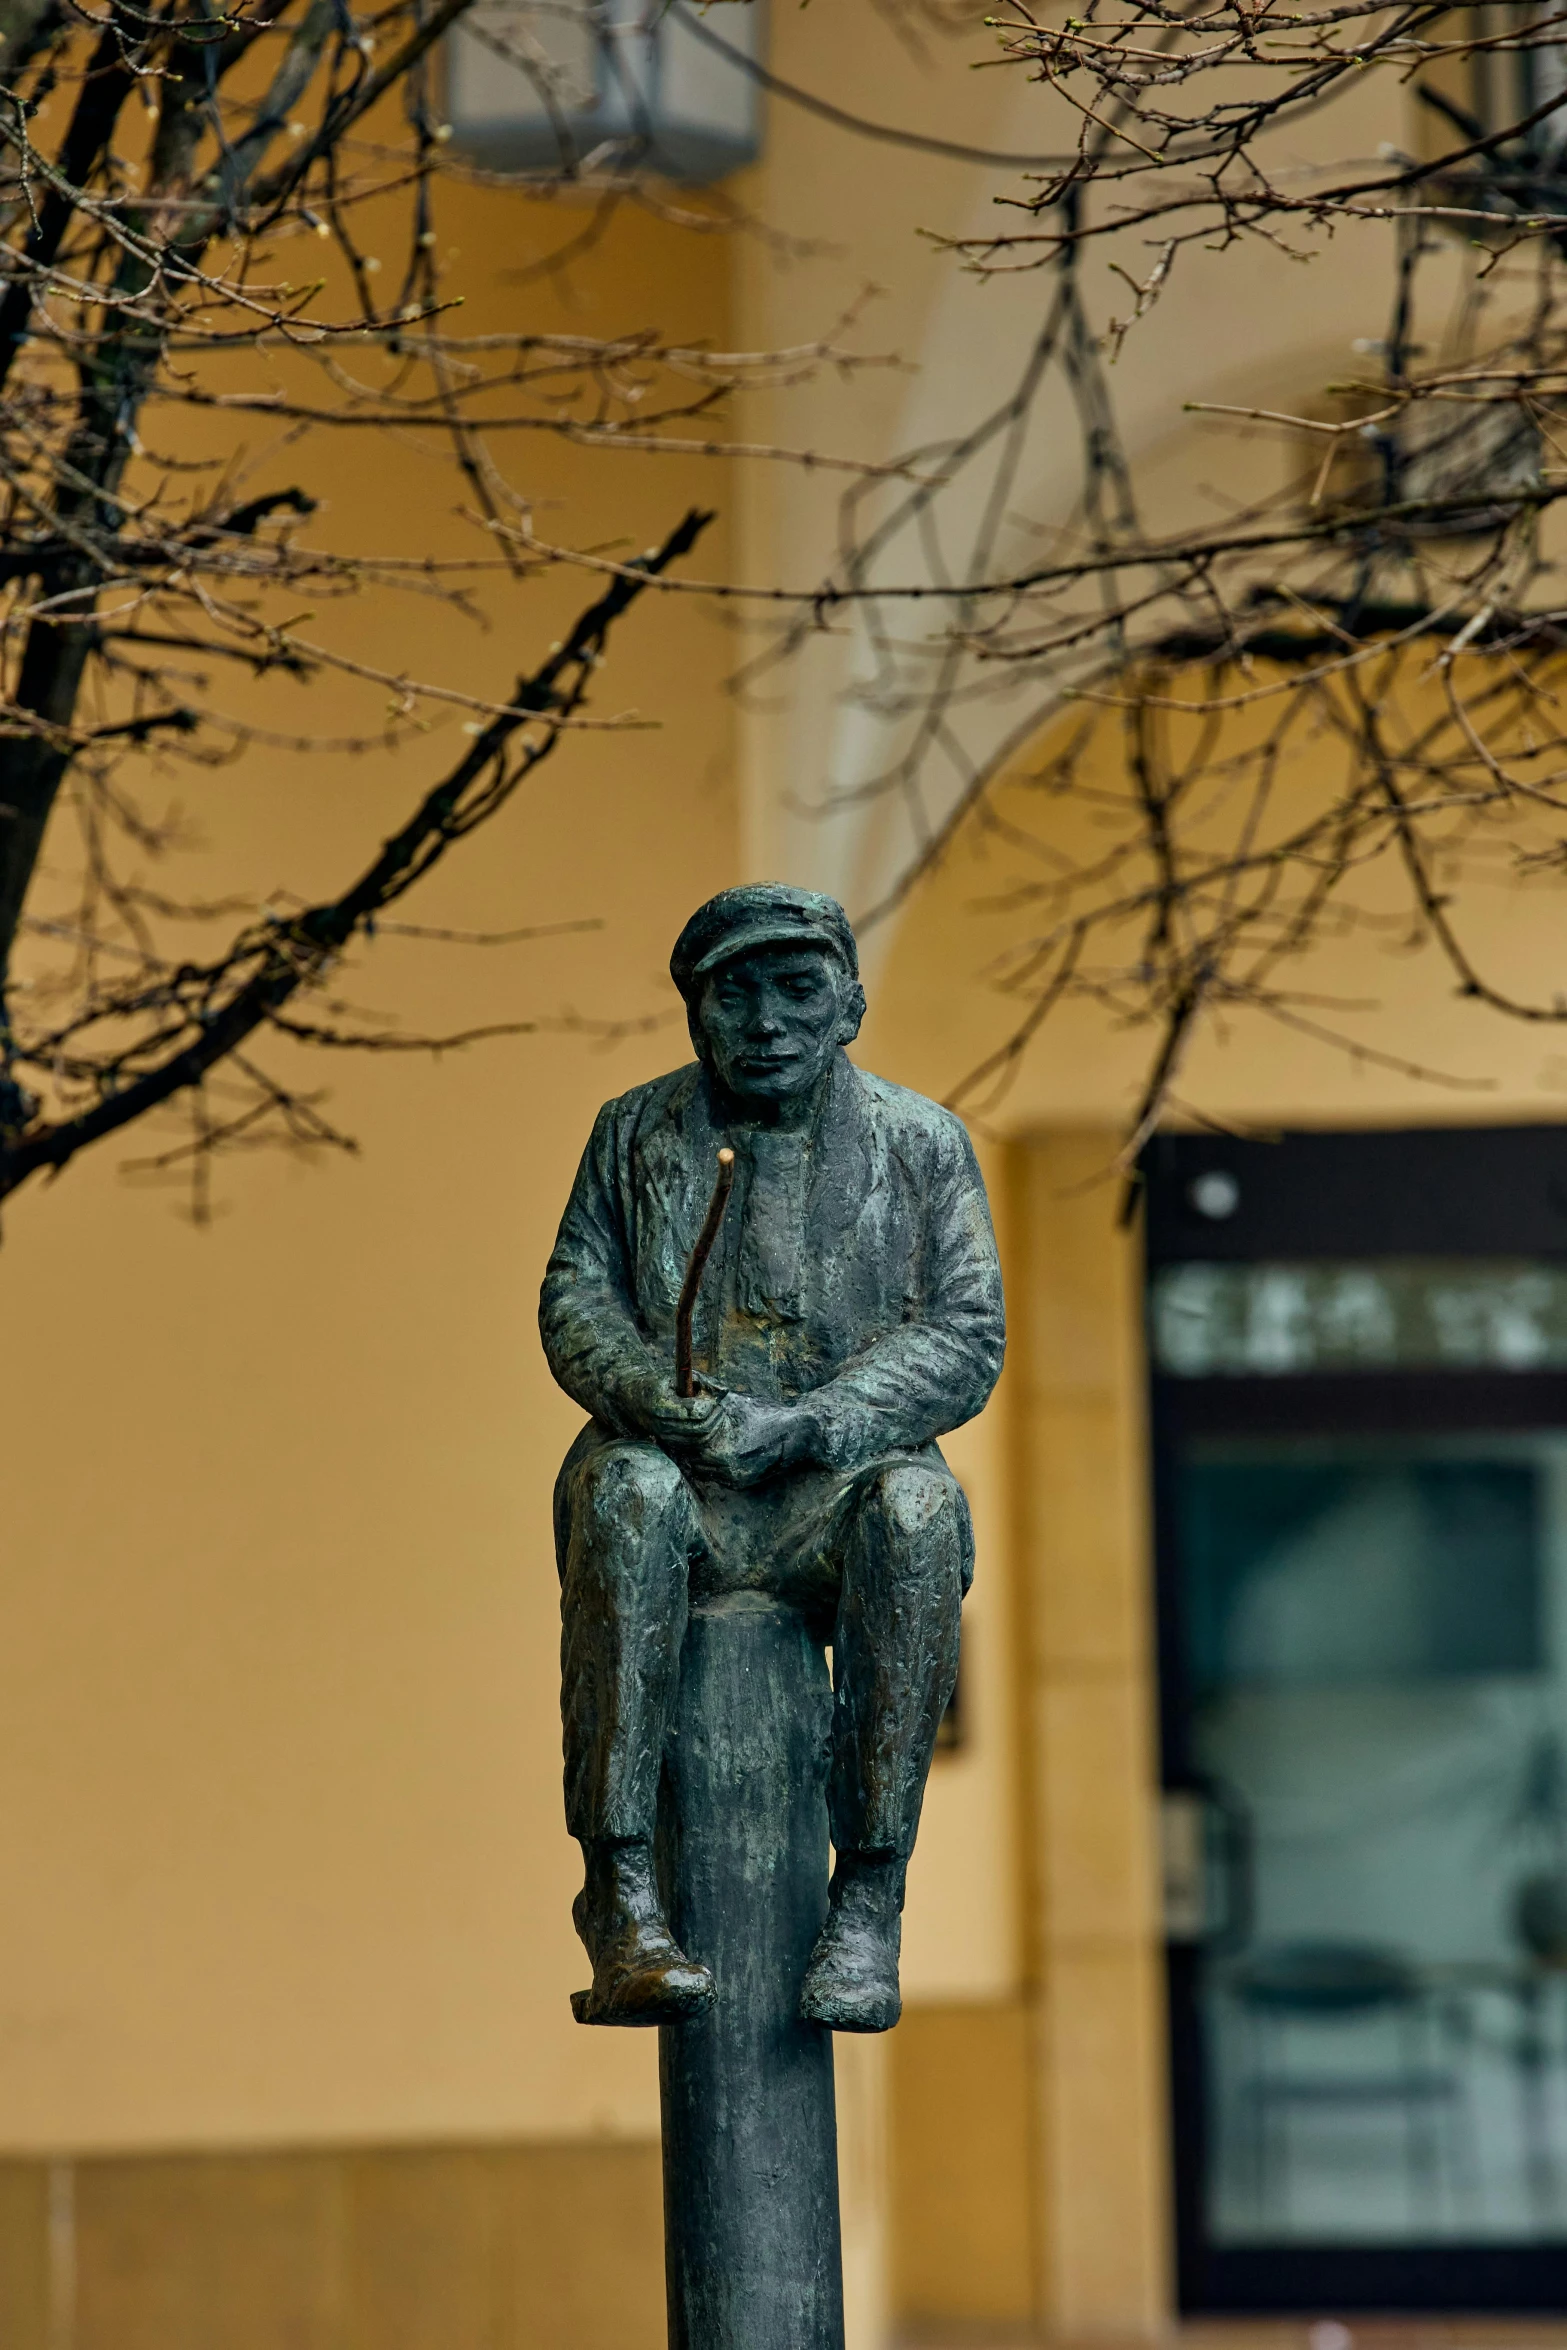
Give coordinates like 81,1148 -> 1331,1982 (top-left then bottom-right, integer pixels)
675,1147 -> 736,1398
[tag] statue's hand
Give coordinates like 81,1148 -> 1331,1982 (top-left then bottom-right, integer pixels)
642,1390 -> 724,1454
678,1392 -> 816,1488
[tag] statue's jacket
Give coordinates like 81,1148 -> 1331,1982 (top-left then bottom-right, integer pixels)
541,1052 -> 1005,1578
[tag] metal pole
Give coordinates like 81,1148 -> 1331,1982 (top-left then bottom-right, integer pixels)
657,1592 -> 846,2350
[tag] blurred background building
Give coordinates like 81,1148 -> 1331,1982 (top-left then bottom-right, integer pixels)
4,4 -> 1567,2346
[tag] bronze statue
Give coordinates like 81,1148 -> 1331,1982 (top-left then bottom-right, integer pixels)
540,884 -> 1005,2037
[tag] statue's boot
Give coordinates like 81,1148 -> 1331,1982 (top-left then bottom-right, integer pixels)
570,1839 -> 714,2027
798,1853 -> 902,2032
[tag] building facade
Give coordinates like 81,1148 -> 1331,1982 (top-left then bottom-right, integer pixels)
3,4 -> 1566,2343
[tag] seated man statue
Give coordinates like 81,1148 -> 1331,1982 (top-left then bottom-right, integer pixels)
540,884 -> 1005,2032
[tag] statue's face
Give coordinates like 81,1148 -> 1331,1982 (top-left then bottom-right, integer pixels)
694,945 -> 850,1107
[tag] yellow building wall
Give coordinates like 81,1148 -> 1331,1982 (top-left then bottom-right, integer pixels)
860,669 -> 1567,1143
0,173 -> 739,2341
0,2144 -> 668,2350
878,1124 -> 1165,2346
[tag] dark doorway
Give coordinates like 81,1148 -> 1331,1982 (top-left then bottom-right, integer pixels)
1144,1126 -> 1567,2314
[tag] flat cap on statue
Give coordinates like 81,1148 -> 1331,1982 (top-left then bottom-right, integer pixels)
669,884 -> 860,1002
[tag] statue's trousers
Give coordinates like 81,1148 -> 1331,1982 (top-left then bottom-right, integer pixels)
657,1593 -> 846,2350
